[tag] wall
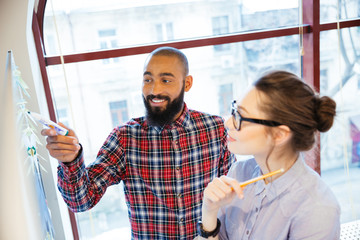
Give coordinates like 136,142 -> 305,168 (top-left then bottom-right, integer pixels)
0,0 -> 42,238
0,0 -> 70,239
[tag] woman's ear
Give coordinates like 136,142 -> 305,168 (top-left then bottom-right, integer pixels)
273,125 -> 292,146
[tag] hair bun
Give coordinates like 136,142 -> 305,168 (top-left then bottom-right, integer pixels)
314,96 -> 336,132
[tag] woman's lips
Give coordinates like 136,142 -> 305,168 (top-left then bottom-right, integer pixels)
227,135 -> 236,142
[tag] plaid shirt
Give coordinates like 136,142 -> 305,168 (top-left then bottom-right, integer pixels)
58,104 -> 235,239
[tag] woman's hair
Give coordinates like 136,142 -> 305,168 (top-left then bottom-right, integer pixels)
254,70 -> 336,152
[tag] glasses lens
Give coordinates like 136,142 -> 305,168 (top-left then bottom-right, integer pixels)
232,110 -> 241,130
231,101 -> 241,130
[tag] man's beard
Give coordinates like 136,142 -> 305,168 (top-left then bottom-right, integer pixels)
143,86 -> 185,127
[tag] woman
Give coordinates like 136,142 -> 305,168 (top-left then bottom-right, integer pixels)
197,70 -> 340,239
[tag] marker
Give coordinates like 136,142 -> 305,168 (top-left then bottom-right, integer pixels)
27,111 -> 69,136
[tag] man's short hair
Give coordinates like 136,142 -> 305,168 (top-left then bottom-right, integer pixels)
149,47 -> 189,76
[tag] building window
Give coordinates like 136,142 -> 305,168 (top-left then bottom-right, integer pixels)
156,22 -> 174,41
218,83 -> 233,116
98,29 -> 119,64
109,100 -> 129,128
212,16 -> 230,51
57,108 -> 69,127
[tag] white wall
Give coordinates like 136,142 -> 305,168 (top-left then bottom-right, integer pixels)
0,0 -> 70,239
0,0 -> 42,239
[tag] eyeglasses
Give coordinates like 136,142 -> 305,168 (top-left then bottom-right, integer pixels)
231,100 -> 282,131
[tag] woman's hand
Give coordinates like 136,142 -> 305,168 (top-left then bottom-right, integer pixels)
199,176 -> 244,239
202,176 -> 244,215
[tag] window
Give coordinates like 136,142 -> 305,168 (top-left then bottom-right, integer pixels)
34,0 -> 360,239
98,29 -> 119,64
212,16 -> 230,51
320,0 -> 360,23
98,30 -> 117,50
320,68 -> 328,92
319,26 -> 360,223
218,83 -> 233,116
109,100 -> 129,127
44,34 -> 57,56
57,108 -> 69,127
156,22 -> 174,41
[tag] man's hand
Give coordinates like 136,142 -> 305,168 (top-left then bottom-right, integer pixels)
41,123 -> 81,163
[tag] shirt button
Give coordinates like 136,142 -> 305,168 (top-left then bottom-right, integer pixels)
255,207 -> 258,212
177,193 -> 182,198
246,230 -> 250,235
180,218 -> 184,223
176,166 -> 180,171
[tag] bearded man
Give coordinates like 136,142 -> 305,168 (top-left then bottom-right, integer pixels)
42,47 -> 235,240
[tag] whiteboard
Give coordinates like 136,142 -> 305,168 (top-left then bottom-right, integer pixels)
0,51 -> 52,240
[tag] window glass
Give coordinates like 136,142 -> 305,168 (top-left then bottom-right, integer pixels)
44,0 -> 298,55
109,100 -> 129,127
320,26 -> 360,223
212,15 -> 230,51
320,0 -> 360,23
46,36 -> 299,238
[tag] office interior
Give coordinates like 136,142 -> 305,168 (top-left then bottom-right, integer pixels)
1,0 -> 360,239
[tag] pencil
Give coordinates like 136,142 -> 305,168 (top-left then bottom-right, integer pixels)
239,168 -> 284,187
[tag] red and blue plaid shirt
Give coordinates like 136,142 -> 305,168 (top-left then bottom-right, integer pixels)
58,104 -> 235,239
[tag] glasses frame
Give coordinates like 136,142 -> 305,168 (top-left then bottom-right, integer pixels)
231,100 -> 282,131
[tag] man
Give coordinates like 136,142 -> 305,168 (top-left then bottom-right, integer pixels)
42,47 -> 235,239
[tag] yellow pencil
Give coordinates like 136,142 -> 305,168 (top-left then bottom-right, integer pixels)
239,168 -> 284,188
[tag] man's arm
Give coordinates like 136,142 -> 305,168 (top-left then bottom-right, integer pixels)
42,124 -> 125,212
56,146 -> 99,212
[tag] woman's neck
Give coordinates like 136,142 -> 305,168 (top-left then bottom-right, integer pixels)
255,150 -> 299,183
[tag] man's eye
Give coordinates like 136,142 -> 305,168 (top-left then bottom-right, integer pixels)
143,79 -> 151,83
162,79 -> 170,83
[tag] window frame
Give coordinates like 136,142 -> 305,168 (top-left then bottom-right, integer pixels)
32,0 -> 360,239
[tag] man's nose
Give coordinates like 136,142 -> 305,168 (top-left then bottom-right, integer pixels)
151,81 -> 164,95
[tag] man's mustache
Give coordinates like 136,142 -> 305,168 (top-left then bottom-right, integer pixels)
146,95 -> 170,102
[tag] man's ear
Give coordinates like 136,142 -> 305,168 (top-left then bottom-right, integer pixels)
273,125 -> 292,146
184,75 -> 193,92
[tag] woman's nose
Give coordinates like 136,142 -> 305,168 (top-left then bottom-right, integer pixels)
225,117 -> 233,130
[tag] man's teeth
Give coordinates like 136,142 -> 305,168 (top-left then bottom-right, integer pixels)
152,99 -> 165,103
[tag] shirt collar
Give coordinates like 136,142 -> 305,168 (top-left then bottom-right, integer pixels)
253,165 -> 266,195
253,155 -> 306,201
265,155 -> 306,201
173,103 -> 191,129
